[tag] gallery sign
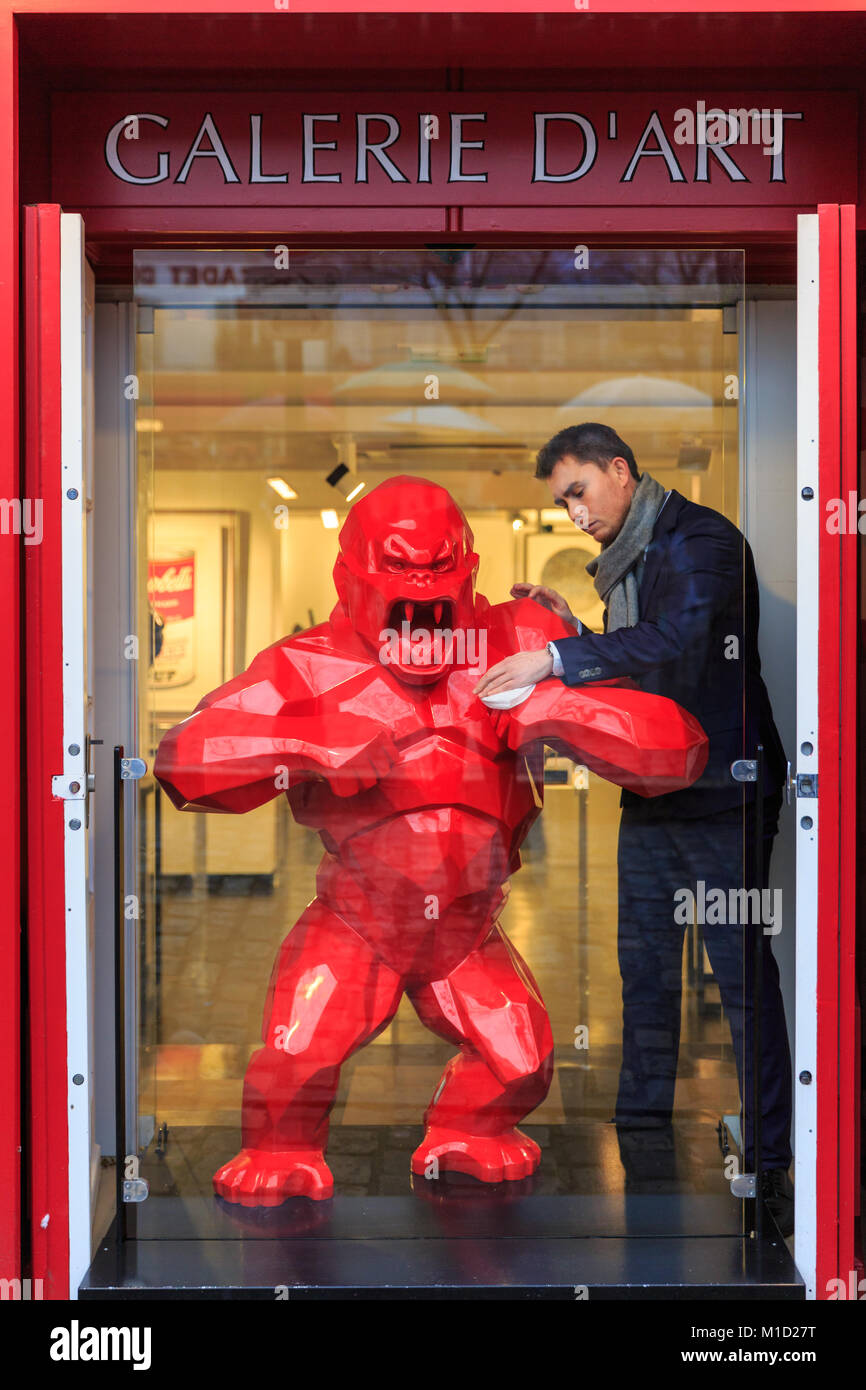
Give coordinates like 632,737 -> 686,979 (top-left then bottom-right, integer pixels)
51,91 -> 856,209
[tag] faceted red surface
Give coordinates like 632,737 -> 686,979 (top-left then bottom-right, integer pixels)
154,476 -> 707,1203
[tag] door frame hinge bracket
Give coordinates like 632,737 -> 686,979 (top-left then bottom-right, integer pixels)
51,773 -> 85,801
52,736 -> 104,828
729,1172 -> 757,1198
120,757 -> 147,781
122,1177 -> 150,1203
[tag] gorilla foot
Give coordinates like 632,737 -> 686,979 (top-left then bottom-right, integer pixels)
411,1126 -> 541,1183
213,1147 -> 334,1205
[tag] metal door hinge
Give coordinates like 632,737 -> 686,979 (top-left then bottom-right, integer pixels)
729,1172 -> 757,1198
120,757 -> 147,781
785,761 -> 818,804
53,736 -> 104,833
52,774 -> 86,801
123,1177 -> 149,1203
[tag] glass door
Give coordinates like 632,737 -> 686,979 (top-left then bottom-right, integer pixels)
74,241 -> 814,1292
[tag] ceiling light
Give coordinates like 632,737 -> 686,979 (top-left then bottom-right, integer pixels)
320,509 -> 340,530
512,516 -> 525,531
560,375 -> 712,410
135,418 -> 164,432
326,462 -> 350,490
326,458 -> 366,502
266,477 -> 298,501
335,361 -> 496,398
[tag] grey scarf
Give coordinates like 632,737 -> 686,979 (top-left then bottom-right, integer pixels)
585,472 -> 667,632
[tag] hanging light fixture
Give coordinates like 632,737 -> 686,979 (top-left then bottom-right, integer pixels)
326,462 -> 366,502
326,435 -> 366,503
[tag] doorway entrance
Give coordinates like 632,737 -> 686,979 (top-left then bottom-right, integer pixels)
75,246 -> 801,1294
26,224 -> 823,1296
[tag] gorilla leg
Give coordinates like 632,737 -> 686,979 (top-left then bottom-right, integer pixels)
408,923 -> 554,1182
214,899 -> 402,1204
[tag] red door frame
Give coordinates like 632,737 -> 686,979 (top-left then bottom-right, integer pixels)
23,204 -> 70,1300
816,202 -> 859,1294
0,2 -> 19,1298
2,2 -> 860,1300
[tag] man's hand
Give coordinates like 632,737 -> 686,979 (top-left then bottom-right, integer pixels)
474,647 -> 554,698
510,582 -> 578,628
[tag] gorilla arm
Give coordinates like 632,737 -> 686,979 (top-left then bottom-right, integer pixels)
494,680 -> 708,799
154,638 -> 397,813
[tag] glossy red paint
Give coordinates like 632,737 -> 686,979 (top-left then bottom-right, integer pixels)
5,0 -> 858,1290
155,476 -> 707,1203
816,204 -> 859,1294
23,205 -> 70,1297
0,3 -> 18,1296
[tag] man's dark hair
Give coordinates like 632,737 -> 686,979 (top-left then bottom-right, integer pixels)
535,422 -> 640,481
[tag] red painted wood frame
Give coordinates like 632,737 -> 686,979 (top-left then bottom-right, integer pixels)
3,1 -> 862,15
0,3 -> 18,1296
3,1 -> 860,1299
18,210 -> 860,1302
816,203 -> 858,1295
23,204 -> 69,1300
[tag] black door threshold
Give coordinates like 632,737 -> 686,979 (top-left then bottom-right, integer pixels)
81,1225 -> 805,1301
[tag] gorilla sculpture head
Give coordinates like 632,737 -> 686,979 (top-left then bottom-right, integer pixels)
333,476 -> 480,685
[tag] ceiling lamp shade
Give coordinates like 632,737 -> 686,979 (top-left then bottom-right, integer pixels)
559,374 -> 712,410
335,361 -> 497,398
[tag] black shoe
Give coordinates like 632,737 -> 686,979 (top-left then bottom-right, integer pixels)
760,1167 -> 794,1237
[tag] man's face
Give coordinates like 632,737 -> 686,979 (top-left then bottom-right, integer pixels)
547,454 -> 637,547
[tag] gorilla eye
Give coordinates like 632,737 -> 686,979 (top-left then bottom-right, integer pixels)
432,559 -> 452,572
385,558 -> 407,572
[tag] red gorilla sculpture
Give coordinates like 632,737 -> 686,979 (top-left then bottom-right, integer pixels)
154,476 -> 707,1206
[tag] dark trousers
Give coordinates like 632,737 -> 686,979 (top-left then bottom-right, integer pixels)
615,801 -> 793,1171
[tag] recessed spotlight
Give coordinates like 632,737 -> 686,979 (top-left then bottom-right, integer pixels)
266,477 -> 298,500
320,509 -> 340,530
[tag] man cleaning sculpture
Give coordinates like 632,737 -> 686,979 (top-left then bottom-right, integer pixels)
476,423 -> 793,1235
155,475 -> 707,1206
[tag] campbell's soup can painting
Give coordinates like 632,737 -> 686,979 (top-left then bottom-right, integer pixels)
148,550 -> 196,688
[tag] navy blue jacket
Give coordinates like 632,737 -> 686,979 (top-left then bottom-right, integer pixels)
550,490 -> 787,819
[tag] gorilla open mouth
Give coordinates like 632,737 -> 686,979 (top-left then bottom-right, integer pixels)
385,597 -> 457,677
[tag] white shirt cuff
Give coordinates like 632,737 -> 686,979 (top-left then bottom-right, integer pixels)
547,620 -> 582,679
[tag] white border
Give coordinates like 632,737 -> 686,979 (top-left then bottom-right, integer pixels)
794,214 -> 820,1300
60,212 -> 92,1298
